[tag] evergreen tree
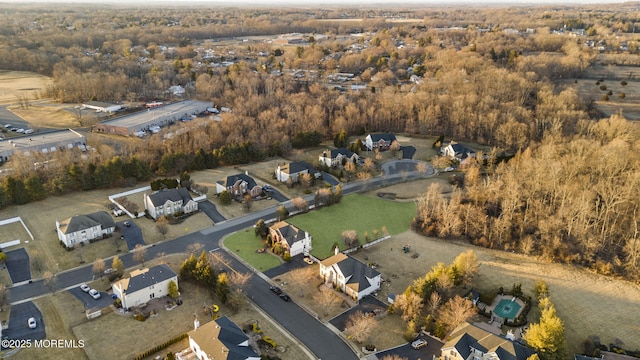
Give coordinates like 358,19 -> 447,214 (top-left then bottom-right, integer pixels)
523,297 -> 567,360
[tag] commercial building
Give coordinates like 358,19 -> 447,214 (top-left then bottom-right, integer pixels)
0,129 -> 86,163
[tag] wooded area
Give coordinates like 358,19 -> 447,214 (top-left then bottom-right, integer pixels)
0,3 -> 638,281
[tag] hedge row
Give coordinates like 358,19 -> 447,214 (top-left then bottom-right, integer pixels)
132,333 -> 188,360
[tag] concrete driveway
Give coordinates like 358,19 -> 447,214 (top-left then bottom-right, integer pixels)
198,200 -> 226,223
3,301 -> 45,345
117,221 -> 144,250
5,248 -> 31,284
68,285 -> 114,310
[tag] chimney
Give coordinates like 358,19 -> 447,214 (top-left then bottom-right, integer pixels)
245,170 -> 248,176
194,318 -> 200,330
334,246 -> 339,256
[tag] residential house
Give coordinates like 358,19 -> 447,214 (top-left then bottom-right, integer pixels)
275,161 -> 320,183
441,322 -> 536,360
269,221 -> 312,257
319,253 -> 381,301
144,188 -> 198,220
188,316 -> 260,360
319,148 -> 359,167
56,211 -> 115,248
112,264 -> 178,310
441,141 -> 476,163
216,173 -> 262,198
365,133 -> 396,151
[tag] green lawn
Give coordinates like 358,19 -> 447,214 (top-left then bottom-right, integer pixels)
224,228 -> 283,271
289,194 -> 416,259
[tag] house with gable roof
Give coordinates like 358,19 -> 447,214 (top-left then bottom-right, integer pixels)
319,252 -> 381,301
269,221 -> 312,257
216,172 -> 263,198
275,161 -> 320,183
143,187 -> 198,220
319,148 -> 359,167
441,322 -> 536,360
365,133 -> 396,151
188,316 -> 260,360
111,264 -> 178,310
56,211 -> 115,248
441,141 -> 477,163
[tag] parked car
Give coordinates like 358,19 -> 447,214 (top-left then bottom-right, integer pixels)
3,124 -> 11,128
113,209 -> 124,216
269,286 -> 282,295
80,284 -> 90,292
24,129 -> 34,134
16,128 -> 24,133
279,293 -> 291,302
28,317 -> 36,329
411,339 -> 427,349
123,221 -> 131,227
303,257 -> 314,265
88,289 -> 101,299
103,268 -> 114,274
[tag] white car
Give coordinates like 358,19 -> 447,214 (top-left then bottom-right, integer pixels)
80,284 -> 90,292
28,317 -> 36,329
411,338 -> 428,349
16,129 -> 24,133
88,289 -> 101,299
3,124 -> 11,128
24,129 -> 34,134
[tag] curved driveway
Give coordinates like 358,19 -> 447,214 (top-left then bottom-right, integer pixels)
7,160 -> 433,360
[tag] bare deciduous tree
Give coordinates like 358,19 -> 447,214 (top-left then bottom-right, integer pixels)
156,215 -> 169,237
292,197 -> 309,213
133,244 -> 147,267
394,291 -> 424,322
438,295 -> 476,332
344,310 -> 379,344
92,258 -> 106,279
342,230 -> 360,249
315,285 -> 338,316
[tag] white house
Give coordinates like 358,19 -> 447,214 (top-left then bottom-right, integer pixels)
188,316 -> 260,360
441,141 -> 476,163
275,161 -> 320,183
81,101 -> 123,113
56,211 -> 115,248
269,221 -> 312,257
365,133 -> 396,151
112,264 -> 178,310
319,253 -> 381,301
319,148 -> 359,167
216,173 -> 262,198
441,322 -> 536,360
144,188 -> 198,220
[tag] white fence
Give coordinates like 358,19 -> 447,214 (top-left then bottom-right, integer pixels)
0,216 -> 34,242
343,235 -> 391,255
108,186 -> 151,218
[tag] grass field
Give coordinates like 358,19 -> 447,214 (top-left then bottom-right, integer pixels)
351,231 -> 640,355
287,194 -> 416,259
0,71 -> 50,105
224,229 -> 283,271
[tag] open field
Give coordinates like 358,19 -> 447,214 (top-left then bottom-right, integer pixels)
9,103 -> 80,129
0,71 -> 50,105
351,231 -> 640,354
224,229 -> 283,271
287,194 -> 415,259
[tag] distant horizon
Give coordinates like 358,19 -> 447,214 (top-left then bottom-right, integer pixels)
0,0 -> 630,5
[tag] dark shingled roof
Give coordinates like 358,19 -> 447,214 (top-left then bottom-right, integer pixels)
123,264 -> 177,294
283,161 -> 317,174
448,142 -> 476,159
335,256 -> 381,291
58,211 -> 115,234
322,147 -> 355,159
368,133 -> 396,142
218,173 -> 258,189
271,222 -> 307,246
147,188 -> 193,207
215,316 -> 260,360
401,145 -> 416,159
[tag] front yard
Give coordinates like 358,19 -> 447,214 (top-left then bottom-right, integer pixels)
224,228 -> 283,271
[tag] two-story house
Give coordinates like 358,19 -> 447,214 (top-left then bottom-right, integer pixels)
56,211 -> 115,248
275,161 -> 320,183
143,188 -> 198,220
188,316 -> 260,360
112,264 -> 178,310
319,148 -> 359,167
269,221 -> 312,257
365,133 -> 396,151
319,252 -> 381,301
441,141 -> 477,163
216,173 -> 262,198
441,322 -> 536,360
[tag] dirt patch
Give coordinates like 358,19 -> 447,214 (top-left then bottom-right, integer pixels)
0,71 -> 50,105
351,231 -> 640,354
9,103 -> 80,129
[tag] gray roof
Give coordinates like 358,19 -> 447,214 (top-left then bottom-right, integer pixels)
368,133 -> 396,142
285,161 -> 317,174
59,211 -> 115,234
336,256 -> 381,290
215,316 -> 259,360
449,143 -> 476,159
322,147 -> 355,159
274,223 -> 307,246
147,188 -> 193,207
218,173 -> 258,189
124,264 -> 177,294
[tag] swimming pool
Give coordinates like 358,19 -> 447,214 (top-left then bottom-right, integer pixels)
492,298 -> 522,320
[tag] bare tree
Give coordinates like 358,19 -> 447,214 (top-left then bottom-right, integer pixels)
301,173 -> 313,188
438,295 -> 476,332
315,285 -> 338,316
92,258 -> 106,279
287,266 -> 316,297
74,243 -> 85,264
187,242 -> 204,256
344,311 -> 379,344
133,244 -> 147,267
394,292 -> 424,322
156,215 -> 169,237
42,271 -> 56,294
381,355 -> 408,360
426,291 -> 442,316
30,249 -> 43,273
243,193 -> 252,211
0,284 -> 7,311
292,197 -> 309,213
228,271 -> 251,293
390,140 -> 401,157
342,230 -> 360,249
452,250 -> 479,288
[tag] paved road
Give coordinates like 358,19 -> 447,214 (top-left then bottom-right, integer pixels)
6,160 -> 433,359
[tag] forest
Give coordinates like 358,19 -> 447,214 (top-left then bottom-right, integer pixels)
0,3 -> 638,281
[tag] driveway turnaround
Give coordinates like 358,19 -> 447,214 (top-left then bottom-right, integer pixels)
5,248 -> 31,284
198,201 -> 226,223
118,221 -> 144,250
3,301 -> 45,345
68,286 -> 114,310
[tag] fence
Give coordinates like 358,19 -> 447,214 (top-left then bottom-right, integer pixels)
0,216 -> 34,242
